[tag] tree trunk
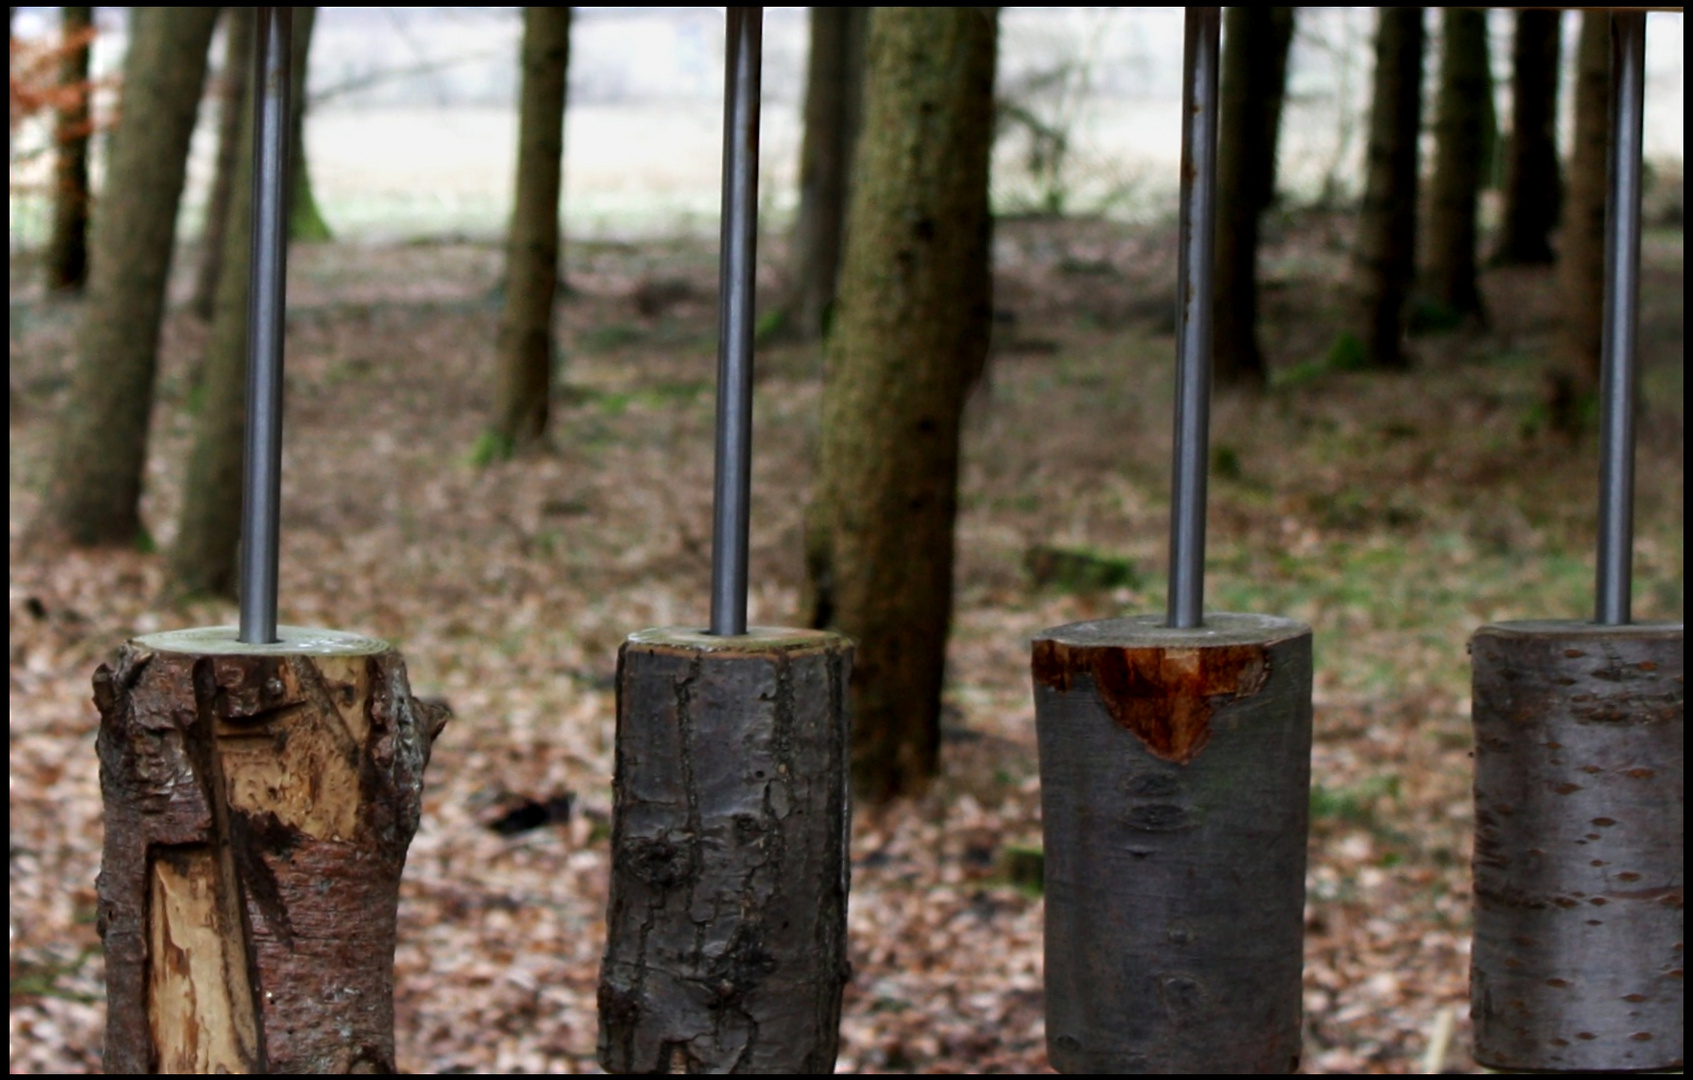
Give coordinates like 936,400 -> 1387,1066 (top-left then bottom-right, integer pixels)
1352,8 -> 1425,370
489,7 -> 571,456
44,5 -> 93,293
598,629 -> 852,1073
784,7 -> 867,343
96,626 -> 447,1073
171,80 -> 258,598
1554,12 -> 1610,423
288,7 -> 330,243
1424,8 -> 1491,323
193,8 -> 256,323
1494,10 -> 1562,266
1212,6 -> 1294,388
805,8 -> 997,804
42,7 -> 220,547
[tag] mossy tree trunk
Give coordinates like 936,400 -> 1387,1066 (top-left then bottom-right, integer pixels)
490,7 -> 571,456
193,8 -> 256,322
805,7 -> 997,804
1424,8 -> 1492,323
44,5 -> 93,294
1553,12 -> 1610,427
1212,6 -> 1294,388
288,7 -> 330,243
1352,8 -> 1425,370
783,7 -> 867,343
43,7 -> 220,547
1494,10 -> 1562,266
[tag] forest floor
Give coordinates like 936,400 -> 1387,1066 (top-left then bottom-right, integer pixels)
8,210 -> 1684,1073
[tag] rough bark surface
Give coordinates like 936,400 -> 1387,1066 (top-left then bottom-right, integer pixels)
1424,8 -> 1491,322
193,8 -> 256,323
1353,8 -> 1425,370
96,626 -> 447,1074
1556,13 -> 1611,405
44,5 -> 93,293
43,6 -> 219,547
1212,6 -> 1294,388
1470,621 -> 1683,1072
805,7 -> 997,804
491,6 -> 571,454
1494,10 -> 1562,266
1033,614 -> 1313,1074
599,628 -> 852,1074
785,7 -> 866,342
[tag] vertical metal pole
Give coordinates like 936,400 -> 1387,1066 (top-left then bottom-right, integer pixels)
709,7 -> 762,637
1167,8 -> 1221,631
1594,12 -> 1645,627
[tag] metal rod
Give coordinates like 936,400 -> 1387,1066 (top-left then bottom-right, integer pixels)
709,7 -> 762,637
238,7 -> 292,644
1166,7 -> 1221,631
1594,12 -> 1646,627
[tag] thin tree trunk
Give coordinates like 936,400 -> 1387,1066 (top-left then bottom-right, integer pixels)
784,7 -> 867,343
44,5 -> 93,293
43,7 -> 220,547
806,7 -> 997,804
1494,10 -> 1562,265
490,7 -> 570,456
1554,11 -> 1610,426
1212,6 -> 1294,387
1424,8 -> 1491,322
193,8 -> 255,322
1353,8 -> 1425,370
288,7 -> 330,243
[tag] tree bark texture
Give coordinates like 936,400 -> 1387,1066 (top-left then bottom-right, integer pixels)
1556,13 -> 1611,403
96,626 -> 448,1073
171,80 -> 258,599
1353,8 -> 1425,370
43,6 -> 219,547
193,8 -> 256,323
785,7 -> 867,343
805,7 -> 996,804
1494,11 -> 1562,266
1212,6 -> 1295,388
44,5 -> 94,293
598,628 -> 852,1074
1424,8 -> 1492,322
491,7 -> 571,454
288,7 -> 330,243
1469,621 -> 1683,1072
1033,614 -> 1313,1074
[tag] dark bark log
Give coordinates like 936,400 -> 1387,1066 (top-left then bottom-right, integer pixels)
193,8 -> 256,323
1033,614 -> 1312,1074
1424,8 -> 1492,323
805,7 -> 996,804
43,7 -> 220,547
1352,8 -> 1425,370
490,7 -> 571,455
599,628 -> 852,1074
1212,6 -> 1294,388
1469,621 -> 1683,1072
288,7 -> 330,243
783,7 -> 867,343
1555,13 -> 1611,417
44,5 -> 93,293
96,626 -> 448,1073
1494,11 -> 1562,266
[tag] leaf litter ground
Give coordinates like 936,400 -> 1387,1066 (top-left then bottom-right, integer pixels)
8,214 -> 1683,1072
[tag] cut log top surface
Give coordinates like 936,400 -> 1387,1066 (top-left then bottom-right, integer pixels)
132,624 -> 391,656
1034,611 -> 1309,649
1473,618 -> 1683,639
625,625 -> 852,654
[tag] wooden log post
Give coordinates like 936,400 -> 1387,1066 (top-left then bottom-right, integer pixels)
598,628 -> 852,1074
1032,613 -> 1313,1073
1470,620 -> 1683,1071
95,626 -> 448,1073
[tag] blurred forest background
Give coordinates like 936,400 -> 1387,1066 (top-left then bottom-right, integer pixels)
9,6 -> 1685,1073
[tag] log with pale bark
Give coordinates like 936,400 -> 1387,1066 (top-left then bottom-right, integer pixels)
96,626 -> 447,1073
